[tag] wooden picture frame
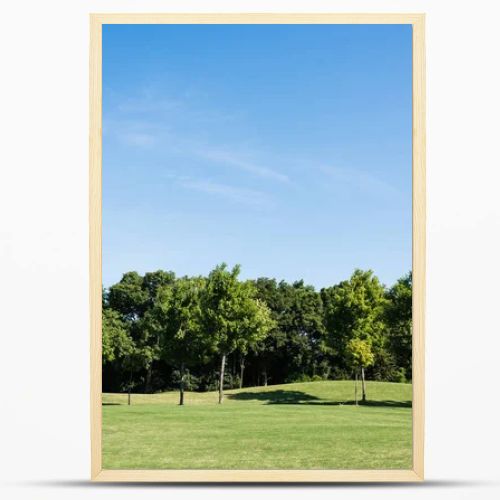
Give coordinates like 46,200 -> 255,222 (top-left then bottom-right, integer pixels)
90,13 -> 425,482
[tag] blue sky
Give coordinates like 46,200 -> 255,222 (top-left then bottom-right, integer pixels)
102,24 -> 412,289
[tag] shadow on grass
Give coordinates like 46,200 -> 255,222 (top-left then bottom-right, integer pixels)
228,390 -> 320,404
283,400 -> 412,408
228,390 -> 411,408
102,403 -> 122,406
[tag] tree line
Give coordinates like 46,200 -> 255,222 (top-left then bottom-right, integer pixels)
103,264 -> 412,404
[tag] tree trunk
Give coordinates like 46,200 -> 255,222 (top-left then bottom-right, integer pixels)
218,354 -> 226,404
145,364 -> 152,393
239,356 -> 245,389
127,369 -> 133,405
263,368 -> 268,387
179,362 -> 185,406
361,366 -> 366,402
354,370 -> 358,406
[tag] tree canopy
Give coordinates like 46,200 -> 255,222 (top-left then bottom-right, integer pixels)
202,264 -> 274,402
102,265 -> 412,403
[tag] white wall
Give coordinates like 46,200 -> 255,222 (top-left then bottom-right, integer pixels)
1,1 -> 499,499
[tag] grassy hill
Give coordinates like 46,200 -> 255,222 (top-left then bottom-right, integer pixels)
102,380 -> 412,470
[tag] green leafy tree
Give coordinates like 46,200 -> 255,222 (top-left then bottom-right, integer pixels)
102,307 -> 134,364
385,272 -> 412,380
102,266 -> 413,393
281,281 -> 326,381
102,305 -> 140,404
107,270 -> 177,393
106,272 -> 149,394
142,270 -> 176,307
250,278 -> 287,387
346,337 -> 375,404
203,264 -> 274,403
251,279 -> 326,386
107,271 -> 148,320
322,269 -> 387,400
140,270 -> 176,391
151,277 -> 206,405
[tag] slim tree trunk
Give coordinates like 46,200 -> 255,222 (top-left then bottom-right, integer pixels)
361,366 -> 366,402
263,368 -> 268,387
354,370 -> 358,406
179,362 -> 185,406
218,354 -> 226,404
239,356 -> 245,389
127,369 -> 133,406
145,364 -> 152,393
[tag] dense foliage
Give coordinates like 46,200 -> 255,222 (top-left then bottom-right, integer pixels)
103,265 -> 412,402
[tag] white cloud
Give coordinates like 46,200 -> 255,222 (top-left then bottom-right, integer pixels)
105,87 -> 290,183
319,165 -> 401,198
117,97 -> 182,114
113,85 -> 184,114
119,132 -> 156,147
177,178 -> 271,207
199,149 -> 290,184
103,117 -> 169,148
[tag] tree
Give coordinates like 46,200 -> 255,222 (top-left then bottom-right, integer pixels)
107,271 -> 148,320
202,264 -> 274,403
107,270 -> 178,393
322,269 -> 387,401
141,271 -> 176,392
152,277 -> 206,405
106,272 -> 149,395
250,278 -> 287,387
385,272 -> 412,380
142,270 -> 176,307
102,307 -> 134,364
346,337 -> 375,404
280,281 -> 326,381
102,306 -> 142,404
250,279 -> 327,386
102,266 -> 412,393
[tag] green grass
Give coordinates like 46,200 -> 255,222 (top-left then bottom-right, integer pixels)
102,380 -> 412,470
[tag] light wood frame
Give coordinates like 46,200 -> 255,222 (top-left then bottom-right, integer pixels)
90,13 -> 425,483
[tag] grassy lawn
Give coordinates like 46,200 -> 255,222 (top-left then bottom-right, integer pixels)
102,380 -> 412,470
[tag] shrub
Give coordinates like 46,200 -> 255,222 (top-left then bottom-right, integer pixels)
285,373 -> 325,384
171,369 -> 200,391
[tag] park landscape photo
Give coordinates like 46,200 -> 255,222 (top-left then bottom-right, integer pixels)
101,22 -> 414,470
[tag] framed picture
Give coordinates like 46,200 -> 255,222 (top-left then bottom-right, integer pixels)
90,13 -> 425,482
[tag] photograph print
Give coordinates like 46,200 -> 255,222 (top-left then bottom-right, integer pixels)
97,19 -> 421,473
